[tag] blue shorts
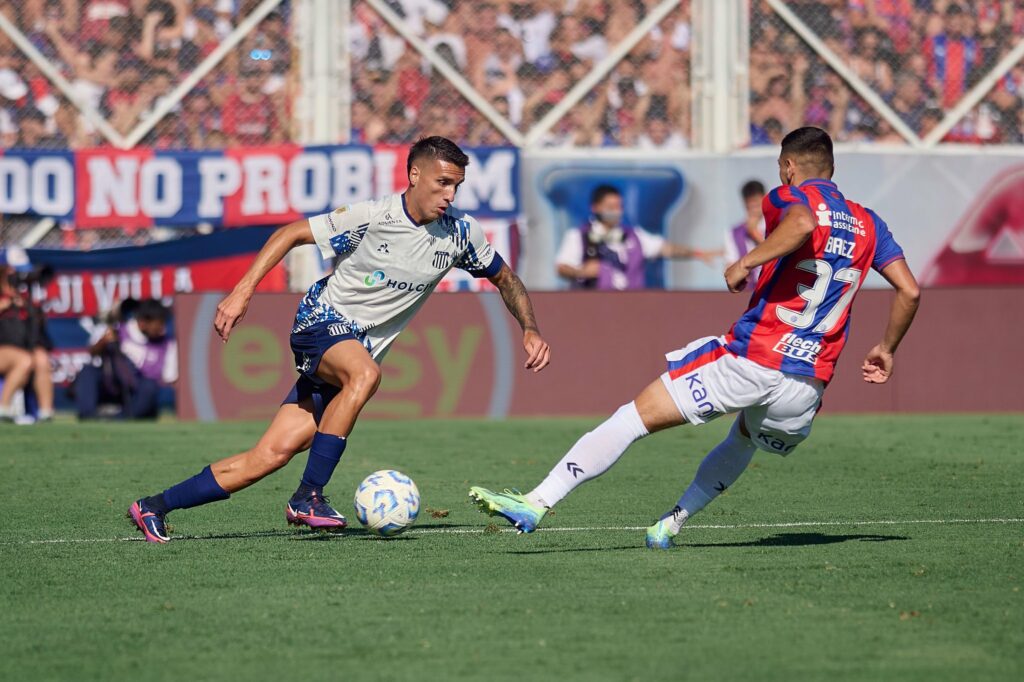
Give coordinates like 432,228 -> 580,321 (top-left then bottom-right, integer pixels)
282,321 -> 360,425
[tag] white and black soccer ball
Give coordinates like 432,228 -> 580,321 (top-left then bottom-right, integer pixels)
353,470 -> 420,537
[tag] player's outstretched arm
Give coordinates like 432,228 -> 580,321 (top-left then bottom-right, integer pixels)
724,204 -> 815,292
488,263 -> 551,373
661,243 -> 722,266
214,219 -> 315,342
862,259 -> 921,384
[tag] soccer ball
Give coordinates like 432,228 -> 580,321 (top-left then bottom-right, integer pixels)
353,470 -> 420,536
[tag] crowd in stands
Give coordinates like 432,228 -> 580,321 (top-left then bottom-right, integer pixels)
0,0 -> 1022,152
750,0 -> 1024,144
0,0 -> 292,149
350,0 -> 693,148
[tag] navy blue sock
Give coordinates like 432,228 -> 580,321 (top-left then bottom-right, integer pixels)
294,432 -> 347,498
159,466 -> 230,512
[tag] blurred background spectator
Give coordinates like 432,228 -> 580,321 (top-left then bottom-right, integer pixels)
724,180 -> 766,291
0,248 -> 56,424
555,184 -> 718,290
75,297 -> 177,420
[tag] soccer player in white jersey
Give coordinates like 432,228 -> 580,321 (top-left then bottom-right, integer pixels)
469,127 -> 921,548
128,137 -> 551,543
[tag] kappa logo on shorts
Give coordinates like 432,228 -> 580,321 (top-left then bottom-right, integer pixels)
773,333 -> 822,365
756,432 -> 798,454
683,371 -> 717,419
327,323 -> 350,337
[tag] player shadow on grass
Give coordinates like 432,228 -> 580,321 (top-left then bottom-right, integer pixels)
684,532 -> 909,548
504,532 -> 908,554
166,523 -> 476,542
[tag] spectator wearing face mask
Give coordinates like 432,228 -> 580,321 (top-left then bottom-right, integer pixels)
555,185 -> 719,291
74,298 -> 177,420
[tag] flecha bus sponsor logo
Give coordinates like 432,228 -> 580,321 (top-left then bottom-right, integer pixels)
772,333 -> 822,365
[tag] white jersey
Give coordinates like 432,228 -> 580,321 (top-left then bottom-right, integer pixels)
295,193 -> 502,360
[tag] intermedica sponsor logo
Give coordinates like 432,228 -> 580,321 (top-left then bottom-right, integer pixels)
772,333 -> 822,365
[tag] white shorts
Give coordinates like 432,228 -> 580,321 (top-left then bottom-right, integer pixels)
661,336 -> 825,455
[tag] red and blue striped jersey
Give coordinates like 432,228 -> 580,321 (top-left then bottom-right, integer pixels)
724,179 -> 905,382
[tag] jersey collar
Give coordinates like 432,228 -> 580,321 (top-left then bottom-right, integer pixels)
799,178 -> 837,190
400,192 -> 428,226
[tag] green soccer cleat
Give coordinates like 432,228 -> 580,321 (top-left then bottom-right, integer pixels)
468,486 -> 546,534
645,506 -> 687,549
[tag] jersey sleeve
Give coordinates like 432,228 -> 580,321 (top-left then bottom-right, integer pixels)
307,201 -> 372,260
555,229 -> 583,267
454,215 -> 505,278
868,210 -> 906,272
762,185 -> 810,233
635,228 -> 667,259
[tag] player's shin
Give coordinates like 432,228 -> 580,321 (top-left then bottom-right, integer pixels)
291,431 -> 347,500
527,402 -> 649,509
144,465 -> 231,515
666,418 -> 755,533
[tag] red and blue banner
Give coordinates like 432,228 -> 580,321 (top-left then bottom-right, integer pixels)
0,144 -> 519,227
27,227 -> 286,319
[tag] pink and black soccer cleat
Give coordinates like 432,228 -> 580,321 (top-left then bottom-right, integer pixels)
128,499 -> 170,543
285,491 -> 348,529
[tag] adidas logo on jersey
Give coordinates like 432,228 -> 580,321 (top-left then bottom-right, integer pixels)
772,333 -> 822,365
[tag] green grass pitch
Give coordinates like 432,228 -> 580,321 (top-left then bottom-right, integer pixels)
1,415 -> 1022,681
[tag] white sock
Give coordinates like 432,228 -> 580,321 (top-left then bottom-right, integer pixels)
668,419 -> 756,533
527,402 -> 649,509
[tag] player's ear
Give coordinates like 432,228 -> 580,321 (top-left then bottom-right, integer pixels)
409,164 -> 419,187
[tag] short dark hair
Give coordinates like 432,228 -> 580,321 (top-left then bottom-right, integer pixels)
590,184 -> 621,205
407,136 -> 470,176
741,180 -> 765,200
780,126 -> 834,174
135,298 -> 169,323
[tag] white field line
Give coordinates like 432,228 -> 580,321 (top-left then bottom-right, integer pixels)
2,518 -> 1022,545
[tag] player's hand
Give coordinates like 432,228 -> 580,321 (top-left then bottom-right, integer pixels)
693,248 -> 723,267
724,260 -> 751,293
861,344 -> 894,384
214,288 -> 251,342
522,329 -> 551,373
579,259 -> 601,279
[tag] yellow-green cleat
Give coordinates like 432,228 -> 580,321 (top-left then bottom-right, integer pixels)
468,486 -> 546,534
646,506 -> 688,549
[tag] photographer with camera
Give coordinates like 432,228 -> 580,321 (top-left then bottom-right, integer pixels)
0,248 -> 55,424
75,298 -> 177,421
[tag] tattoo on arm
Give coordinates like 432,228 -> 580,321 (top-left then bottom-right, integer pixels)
494,265 -> 538,333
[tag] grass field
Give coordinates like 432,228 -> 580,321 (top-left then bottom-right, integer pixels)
1,415 -> 1022,681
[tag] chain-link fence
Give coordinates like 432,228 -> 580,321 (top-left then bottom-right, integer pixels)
750,0 -> 1024,146
349,0 -> 693,148
4,1 -> 1023,250
0,0 -> 297,248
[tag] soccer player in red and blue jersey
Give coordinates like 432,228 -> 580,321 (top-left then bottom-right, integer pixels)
469,127 -> 921,548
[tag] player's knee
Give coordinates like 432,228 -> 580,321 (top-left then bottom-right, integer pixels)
749,429 -> 804,456
8,351 -> 34,377
348,364 -> 381,402
253,442 -> 299,473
